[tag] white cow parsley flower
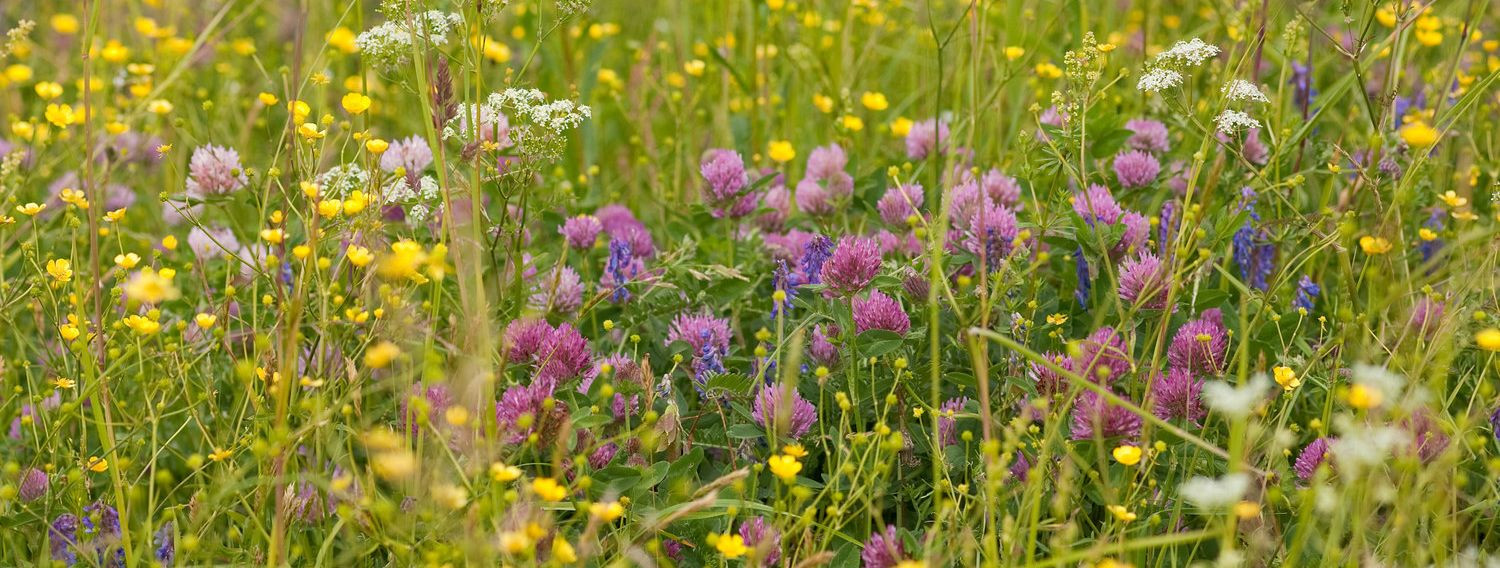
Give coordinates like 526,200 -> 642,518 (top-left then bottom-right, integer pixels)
1222,79 -> 1270,103
1179,473 -> 1251,510
1215,110 -> 1262,134
355,11 -> 463,69
1155,38 -> 1222,67
1202,374 -> 1270,419
315,164 -> 369,197
1137,68 -> 1184,93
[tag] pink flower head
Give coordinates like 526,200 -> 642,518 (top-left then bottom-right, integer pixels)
738,516 -> 783,566
852,289 -> 911,335
877,183 -> 925,226
1150,367 -> 1206,424
906,118 -> 949,160
558,214 -> 603,249
820,235 -> 881,295
751,384 -> 818,439
806,143 -> 848,181
963,200 -> 1019,266
938,397 -> 968,446
1293,437 -> 1332,482
1118,252 -> 1170,310
1073,327 -> 1132,384
758,182 -> 792,231
808,324 -> 841,367
186,145 -> 247,196
861,524 -> 910,568
1117,211 -> 1150,254
1168,308 -> 1228,375
700,148 -> 755,217
379,135 -> 433,173
1070,389 -> 1143,440
1072,184 -> 1122,226
1409,297 -> 1444,338
1113,150 -> 1161,189
981,169 -> 1022,206
667,312 -> 733,355
529,265 -> 584,314
1125,118 -> 1170,153
795,177 -> 833,216
1030,351 -> 1076,395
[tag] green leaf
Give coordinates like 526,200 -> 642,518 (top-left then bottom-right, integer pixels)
705,373 -> 757,397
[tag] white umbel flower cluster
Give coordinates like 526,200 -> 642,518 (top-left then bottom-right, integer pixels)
1215,110 -> 1262,134
1137,37 -> 1220,94
1202,374 -> 1270,419
492,88 -> 593,134
1179,473 -> 1251,510
1222,79 -> 1270,103
1137,68 -> 1184,93
316,164 -> 369,197
354,11 -> 463,69
1155,38 -> 1222,67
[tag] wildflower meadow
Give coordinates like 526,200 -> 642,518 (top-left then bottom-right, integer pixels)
3,0 -> 1500,566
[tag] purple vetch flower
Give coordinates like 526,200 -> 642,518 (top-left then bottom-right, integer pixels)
852,289 -> 911,335
1074,248 -> 1092,308
185,144 -> 248,196
861,524 -> 910,568
963,200 -> 1019,267
603,238 -> 639,302
1030,351 -> 1076,395
154,522 -> 175,565
877,183 -> 925,226
700,148 -> 757,218
1293,437 -> 1332,482
1232,188 -> 1276,291
1125,118 -> 1171,153
1290,61 -> 1317,111
667,312 -> 733,355
1158,200 -> 1179,256
1168,308 -> 1229,375
906,118 -> 948,160
558,214 -> 603,249
820,236 -> 881,295
752,384 -> 818,438
1418,208 -> 1444,265
939,397 -> 968,446
19,467 -> 49,501
379,135 -> 433,173
1073,327 -> 1132,384
662,539 -> 684,562
739,516 -> 783,566
1293,275 -> 1320,312
798,234 -> 834,286
1150,368 -> 1206,424
1489,407 -> 1500,441
1113,150 -> 1161,189
1070,389 -> 1143,440
530,265 -> 584,315
1118,252 -> 1170,310
808,324 -> 841,368
50,514 -> 80,565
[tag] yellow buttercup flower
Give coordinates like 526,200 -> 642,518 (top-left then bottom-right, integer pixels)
1475,328 -> 1500,351
87,457 -> 109,473
123,314 -> 162,335
714,533 -> 748,558
16,202 -> 46,216
1399,121 -> 1439,149
147,99 -> 174,115
44,103 -> 78,127
1004,46 -> 1026,61
34,81 -> 63,100
767,140 -> 796,163
531,477 -> 568,501
123,268 -> 181,303
1111,444 -> 1142,466
812,93 -> 834,113
346,246 -> 374,267
1107,504 -> 1137,522
1358,235 -> 1391,255
341,92 -> 372,114
841,115 -> 864,132
489,462 -> 523,482
60,323 -> 82,341
1347,383 -> 1383,410
46,259 -> 73,283
1273,366 -> 1300,391
114,252 -> 141,268
768,454 -> 802,481
209,448 -> 234,462
589,501 -> 626,522
194,313 -> 217,329
364,341 -> 401,369
365,138 -> 389,154
861,91 -> 889,111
